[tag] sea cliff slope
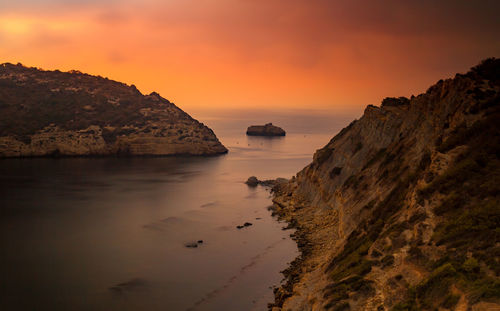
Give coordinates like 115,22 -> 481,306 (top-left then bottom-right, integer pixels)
0,63 -> 227,157
270,59 -> 500,311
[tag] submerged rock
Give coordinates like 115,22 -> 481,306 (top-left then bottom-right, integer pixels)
246,123 -> 286,136
185,240 -> 204,248
109,278 -> 146,293
185,242 -> 198,248
236,222 -> 253,229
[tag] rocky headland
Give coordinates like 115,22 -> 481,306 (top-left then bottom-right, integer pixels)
269,59 -> 500,310
247,123 -> 286,136
0,63 -> 227,157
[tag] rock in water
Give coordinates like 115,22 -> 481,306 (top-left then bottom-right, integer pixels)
245,176 -> 260,187
245,176 -> 288,187
246,123 -> 285,136
0,63 -> 228,157
236,222 -> 253,229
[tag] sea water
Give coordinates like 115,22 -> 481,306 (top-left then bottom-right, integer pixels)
0,109 -> 354,310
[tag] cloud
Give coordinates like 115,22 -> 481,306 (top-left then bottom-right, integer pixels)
120,0 -> 500,69
0,0 -> 498,110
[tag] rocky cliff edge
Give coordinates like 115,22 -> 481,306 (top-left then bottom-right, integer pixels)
270,58 -> 500,311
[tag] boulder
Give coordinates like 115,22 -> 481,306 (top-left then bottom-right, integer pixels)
245,176 -> 288,188
236,222 -> 253,229
246,123 -> 286,136
245,176 -> 260,187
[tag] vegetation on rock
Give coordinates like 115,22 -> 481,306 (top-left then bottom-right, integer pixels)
269,58 -> 500,311
0,63 -> 227,157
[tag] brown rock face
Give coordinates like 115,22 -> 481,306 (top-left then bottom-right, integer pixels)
0,63 -> 227,157
269,58 -> 500,310
246,123 -> 286,136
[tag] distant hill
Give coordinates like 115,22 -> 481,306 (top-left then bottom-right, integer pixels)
0,63 -> 227,157
270,58 -> 500,310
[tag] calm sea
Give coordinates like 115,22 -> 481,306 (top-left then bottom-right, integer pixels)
0,109 -> 354,310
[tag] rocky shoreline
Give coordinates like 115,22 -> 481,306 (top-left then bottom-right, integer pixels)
0,63 -> 227,157
245,176 -> 288,188
268,189 -> 312,310
245,176 -> 314,310
264,59 -> 500,310
0,149 -> 228,159
267,180 -> 323,311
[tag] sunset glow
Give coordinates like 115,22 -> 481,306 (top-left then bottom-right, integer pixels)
1,0 -> 499,113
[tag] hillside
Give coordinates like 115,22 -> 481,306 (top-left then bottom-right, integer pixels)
0,63 -> 227,157
269,59 -> 500,311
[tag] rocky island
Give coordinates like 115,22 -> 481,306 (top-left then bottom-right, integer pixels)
246,123 -> 286,136
0,63 -> 227,157
269,59 -> 500,310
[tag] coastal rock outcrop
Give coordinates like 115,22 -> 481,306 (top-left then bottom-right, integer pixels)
246,123 -> 286,136
269,59 -> 500,310
245,176 -> 288,187
0,63 -> 227,157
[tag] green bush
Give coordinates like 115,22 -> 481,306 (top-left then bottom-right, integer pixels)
467,57 -> 500,82
433,199 -> 500,247
462,258 -> 480,274
467,278 -> 500,303
415,263 -> 457,308
381,97 -> 410,107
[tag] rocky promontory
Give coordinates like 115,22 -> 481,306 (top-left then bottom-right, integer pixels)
269,59 -> 500,310
245,176 -> 288,187
0,63 -> 227,157
246,123 -> 286,136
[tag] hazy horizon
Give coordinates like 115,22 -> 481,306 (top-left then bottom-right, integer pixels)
1,0 -> 499,112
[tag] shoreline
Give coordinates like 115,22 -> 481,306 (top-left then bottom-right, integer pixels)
267,181 -> 315,310
0,150 -> 228,160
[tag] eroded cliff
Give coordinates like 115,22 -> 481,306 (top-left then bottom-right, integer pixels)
270,59 -> 500,311
0,63 -> 227,157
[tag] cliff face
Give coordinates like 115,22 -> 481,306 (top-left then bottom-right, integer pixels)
270,59 -> 500,311
0,63 -> 227,157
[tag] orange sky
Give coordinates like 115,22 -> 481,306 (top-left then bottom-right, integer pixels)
1,0 -> 499,114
